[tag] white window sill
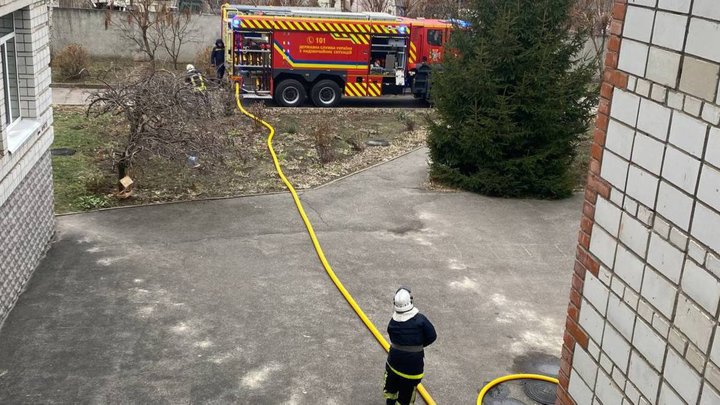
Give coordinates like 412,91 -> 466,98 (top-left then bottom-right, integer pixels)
6,119 -> 41,154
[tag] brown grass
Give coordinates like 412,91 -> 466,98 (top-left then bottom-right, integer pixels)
52,105 -> 430,213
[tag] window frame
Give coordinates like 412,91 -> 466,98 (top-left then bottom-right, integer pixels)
0,14 -> 21,130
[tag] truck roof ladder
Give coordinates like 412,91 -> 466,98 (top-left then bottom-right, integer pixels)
227,5 -> 401,22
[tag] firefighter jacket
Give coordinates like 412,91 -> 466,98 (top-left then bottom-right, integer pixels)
386,312 -> 437,378
185,70 -> 206,92
211,45 -> 225,66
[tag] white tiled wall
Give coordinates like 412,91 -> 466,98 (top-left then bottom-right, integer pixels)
569,2 -> 720,403
0,0 -> 55,326
0,0 -> 54,207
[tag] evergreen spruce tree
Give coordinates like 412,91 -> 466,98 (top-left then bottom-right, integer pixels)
428,0 -> 597,198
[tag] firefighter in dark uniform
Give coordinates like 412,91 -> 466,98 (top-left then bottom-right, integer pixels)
383,287 -> 437,405
210,39 -> 225,80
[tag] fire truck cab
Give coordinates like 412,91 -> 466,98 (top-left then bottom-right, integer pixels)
221,5 -> 453,107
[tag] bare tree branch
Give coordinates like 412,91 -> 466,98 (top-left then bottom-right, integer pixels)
401,0 -> 468,18
105,0 -> 166,62
87,68 -> 231,189
361,0 -> 390,13
155,8 -> 199,69
105,0 -> 198,65
571,0 -> 613,76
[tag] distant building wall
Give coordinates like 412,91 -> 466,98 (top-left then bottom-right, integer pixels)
51,7 -> 607,70
558,1 -> 720,404
0,0 -> 56,326
50,8 -> 221,62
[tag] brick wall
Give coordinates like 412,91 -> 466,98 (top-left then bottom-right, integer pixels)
557,1 -> 720,404
0,0 -> 55,327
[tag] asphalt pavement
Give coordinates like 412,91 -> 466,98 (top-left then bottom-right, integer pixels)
0,149 -> 581,404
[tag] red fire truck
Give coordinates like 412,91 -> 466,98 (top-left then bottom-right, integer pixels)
220,5 -> 454,107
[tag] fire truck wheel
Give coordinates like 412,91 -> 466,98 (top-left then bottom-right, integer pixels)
275,80 -> 306,107
311,80 -> 342,108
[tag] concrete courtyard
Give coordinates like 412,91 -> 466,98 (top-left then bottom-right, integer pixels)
0,149 -> 581,404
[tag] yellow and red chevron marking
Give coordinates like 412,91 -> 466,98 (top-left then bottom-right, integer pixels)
330,33 -> 369,45
345,82 -> 382,97
331,33 -> 355,43
409,42 -> 417,65
239,17 -> 406,35
367,82 -> 382,97
344,82 -> 367,97
351,33 -> 370,45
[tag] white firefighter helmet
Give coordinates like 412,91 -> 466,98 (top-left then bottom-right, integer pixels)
393,288 -> 414,313
186,64 -> 195,72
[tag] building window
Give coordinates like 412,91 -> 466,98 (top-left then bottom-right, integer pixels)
0,13 -> 20,127
427,30 -> 443,47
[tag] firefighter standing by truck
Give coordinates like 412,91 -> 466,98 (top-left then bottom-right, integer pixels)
383,288 -> 437,405
210,39 -> 226,80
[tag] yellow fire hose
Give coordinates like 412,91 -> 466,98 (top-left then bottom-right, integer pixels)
233,84 -> 558,404
475,374 -> 559,405
234,83 -> 435,404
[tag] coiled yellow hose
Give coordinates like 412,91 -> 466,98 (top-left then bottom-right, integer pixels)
475,374 -> 559,405
234,84 -> 559,405
234,84 -> 437,404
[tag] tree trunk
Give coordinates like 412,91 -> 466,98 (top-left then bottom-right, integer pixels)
117,158 -> 128,191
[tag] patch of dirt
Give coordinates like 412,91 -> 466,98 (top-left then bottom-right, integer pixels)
53,104 -> 432,212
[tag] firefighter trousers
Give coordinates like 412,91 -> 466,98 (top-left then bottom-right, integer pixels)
383,364 -> 420,405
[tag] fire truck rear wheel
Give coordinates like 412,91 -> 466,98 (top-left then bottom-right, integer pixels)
311,80 -> 342,108
275,79 -> 306,107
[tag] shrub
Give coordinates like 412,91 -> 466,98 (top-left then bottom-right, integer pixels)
428,0 -> 597,198
404,117 -> 416,132
52,44 -> 90,81
395,111 -> 416,132
286,123 -> 298,135
347,131 -> 366,152
312,121 -> 336,164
